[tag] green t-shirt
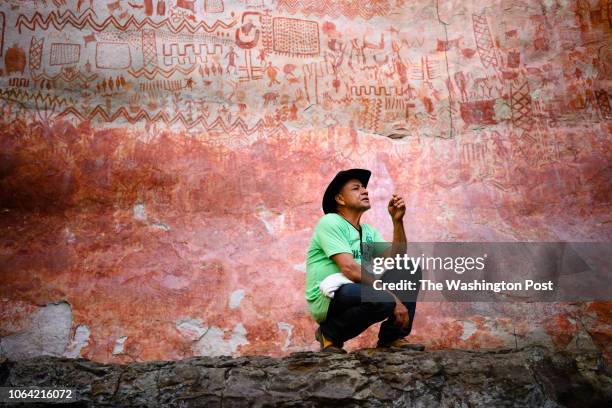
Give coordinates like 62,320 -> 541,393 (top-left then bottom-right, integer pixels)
305,213 -> 388,323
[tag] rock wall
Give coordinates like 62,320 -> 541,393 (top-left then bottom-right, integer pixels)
1,348 -> 611,407
0,1 -> 611,363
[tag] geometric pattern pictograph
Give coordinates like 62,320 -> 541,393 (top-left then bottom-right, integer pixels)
472,13 -> 499,69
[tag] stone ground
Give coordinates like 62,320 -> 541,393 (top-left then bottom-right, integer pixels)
1,346 -> 611,407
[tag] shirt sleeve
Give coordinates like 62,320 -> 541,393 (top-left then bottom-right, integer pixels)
314,216 -> 352,258
371,226 -> 392,256
371,227 -> 386,243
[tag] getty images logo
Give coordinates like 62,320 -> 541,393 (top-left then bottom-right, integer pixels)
372,253 -> 488,275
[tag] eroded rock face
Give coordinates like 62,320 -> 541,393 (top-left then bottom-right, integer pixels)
0,1 -> 611,363
1,348 -> 611,407
0,302 -> 73,361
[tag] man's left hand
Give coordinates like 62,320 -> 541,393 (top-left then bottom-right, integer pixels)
387,194 -> 405,222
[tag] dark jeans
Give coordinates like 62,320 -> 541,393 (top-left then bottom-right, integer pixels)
320,266 -> 421,346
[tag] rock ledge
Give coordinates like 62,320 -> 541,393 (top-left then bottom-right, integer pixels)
1,347 -> 611,407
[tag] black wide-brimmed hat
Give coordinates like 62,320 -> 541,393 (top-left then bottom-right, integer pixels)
322,169 -> 371,214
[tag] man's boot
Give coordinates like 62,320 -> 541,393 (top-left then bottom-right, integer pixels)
377,338 -> 425,351
315,327 -> 347,354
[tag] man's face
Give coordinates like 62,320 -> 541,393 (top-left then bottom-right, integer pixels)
335,179 -> 370,212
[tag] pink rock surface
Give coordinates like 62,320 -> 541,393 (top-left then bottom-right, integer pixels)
0,1 -> 610,363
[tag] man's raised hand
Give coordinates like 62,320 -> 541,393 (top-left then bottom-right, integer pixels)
387,194 -> 406,222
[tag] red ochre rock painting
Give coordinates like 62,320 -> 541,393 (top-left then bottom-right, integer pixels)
460,100 -> 497,126
0,1 -> 610,364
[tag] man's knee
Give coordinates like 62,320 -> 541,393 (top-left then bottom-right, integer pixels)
364,299 -> 395,316
351,285 -> 397,316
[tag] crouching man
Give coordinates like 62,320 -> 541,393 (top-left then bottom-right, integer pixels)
305,169 -> 423,353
